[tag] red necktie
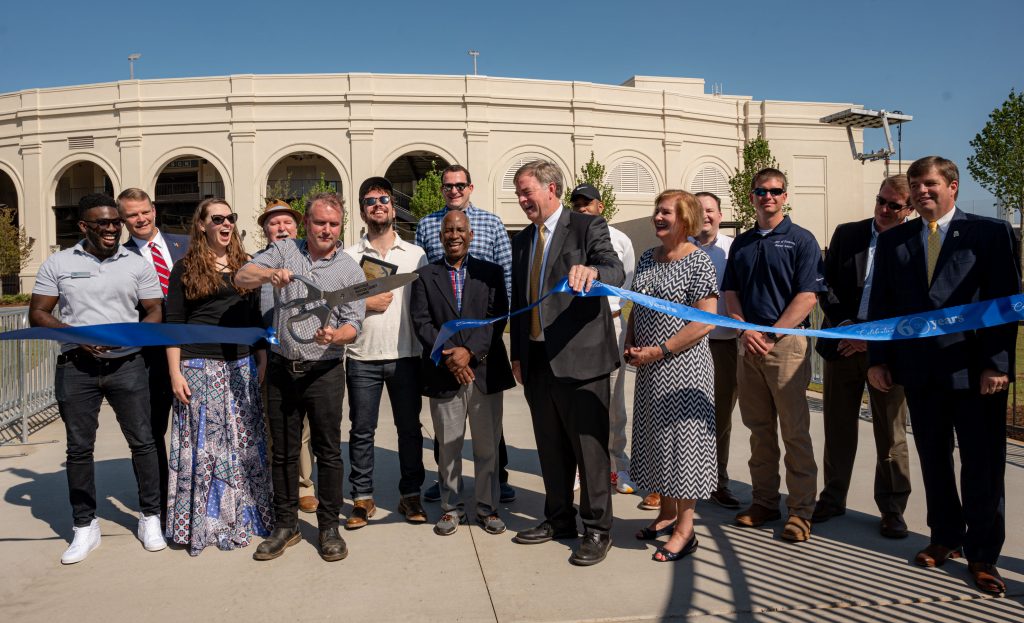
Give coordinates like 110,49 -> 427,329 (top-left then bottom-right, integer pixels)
149,242 -> 170,296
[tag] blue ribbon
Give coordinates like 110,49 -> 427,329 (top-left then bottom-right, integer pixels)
430,278 -> 1024,364
0,323 -> 278,346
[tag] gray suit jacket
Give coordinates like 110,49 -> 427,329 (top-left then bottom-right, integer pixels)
510,209 -> 625,382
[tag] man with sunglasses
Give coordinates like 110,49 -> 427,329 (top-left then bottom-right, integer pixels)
414,164 -> 517,505
722,168 -> 826,542
118,187 -> 190,528
30,193 -> 166,563
342,177 -> 429,529
812,175 -> 913,539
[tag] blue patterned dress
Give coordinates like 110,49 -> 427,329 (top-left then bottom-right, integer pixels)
629,248 -> 719,499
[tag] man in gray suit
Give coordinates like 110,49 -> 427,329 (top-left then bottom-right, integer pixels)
508,160 -> 625,566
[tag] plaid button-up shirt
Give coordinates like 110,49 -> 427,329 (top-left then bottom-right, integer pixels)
415,203 -> 512,299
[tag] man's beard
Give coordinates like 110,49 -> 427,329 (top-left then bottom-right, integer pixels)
367,220 -> 394,236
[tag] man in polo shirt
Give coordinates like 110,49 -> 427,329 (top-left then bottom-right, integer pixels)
343,176 -> 429,530
569,183 -> 637,496
30,192 -> 166,564
722,168 -> 826,542
236,191 -> 365,562
256,200 -> 320,514
118,187 -> 189,527
415,164 -> 517,504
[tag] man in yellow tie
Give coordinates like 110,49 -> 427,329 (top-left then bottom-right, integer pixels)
508,160 -> 625,566
867,156 -> 1019,595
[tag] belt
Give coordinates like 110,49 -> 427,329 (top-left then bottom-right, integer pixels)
611,310 -> 622,319
57,349 -> 138,366
271,353 -> 341,374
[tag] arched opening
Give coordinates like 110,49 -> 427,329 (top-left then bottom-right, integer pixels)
264,151 -> 342,204
153,155 -> 226,235
53,162 -> 114,250
383,150 -> 450,239
0,170 -> 23,293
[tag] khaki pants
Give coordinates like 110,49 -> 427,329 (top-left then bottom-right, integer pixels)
710,338 -> 738,489
608,313 -> 630,473
738,335 -> 816,518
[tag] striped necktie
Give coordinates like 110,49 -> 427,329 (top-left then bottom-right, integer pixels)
926,220 -> 940,284
149,241 -> 170,296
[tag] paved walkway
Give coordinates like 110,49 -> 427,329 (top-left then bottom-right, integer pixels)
1,372 -> 1022,622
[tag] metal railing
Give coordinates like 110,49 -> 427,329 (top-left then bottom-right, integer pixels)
0,308 -> 60,444
265,178 -> 341,198
154,181 -> 225,198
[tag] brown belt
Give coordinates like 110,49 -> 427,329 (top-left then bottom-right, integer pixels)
611,310 -> 622,319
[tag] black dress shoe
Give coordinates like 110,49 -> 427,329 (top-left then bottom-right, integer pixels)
811,500 -> 846,523
879,512 -> 909,539
253,525 -> 301,561
512,522 -> 578,544
318,527 -> 348,562
570,532 -> 612,566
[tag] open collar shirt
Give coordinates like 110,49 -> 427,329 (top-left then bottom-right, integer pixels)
414,202 -> 512,299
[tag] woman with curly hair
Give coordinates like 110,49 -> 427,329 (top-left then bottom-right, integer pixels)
164,198 -> 273,555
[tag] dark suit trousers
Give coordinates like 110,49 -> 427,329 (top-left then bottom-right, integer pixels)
524,342 -> 612,534
904,385 -> 1006,563
819,351 -> 911,514
142,346 -> 173,522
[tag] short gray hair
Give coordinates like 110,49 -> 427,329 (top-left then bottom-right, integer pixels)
514,160 -> 563,196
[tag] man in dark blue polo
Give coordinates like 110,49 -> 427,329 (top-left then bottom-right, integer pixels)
722,168 -> 826,542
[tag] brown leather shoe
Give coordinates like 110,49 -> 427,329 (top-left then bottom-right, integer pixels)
398,495 -> 427,524
735,504 -> 782,527
879,512 -> 908,539
913,543 -> 963,567
781,515 -> 812,542
638,492 -> 661,510
345,498 -> 376,530
968,562 -> 1006,595
298,496 -> 319,514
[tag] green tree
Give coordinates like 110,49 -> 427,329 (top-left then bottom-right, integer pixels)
968,89 -> 1024,273
257,172 -> 338,245
0,207 -> 34,278
409,162 -> 445,220
562,152 -> 617,222
728,135 -> 789,229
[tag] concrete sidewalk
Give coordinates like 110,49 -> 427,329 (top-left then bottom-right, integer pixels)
1,372 -> 1022,622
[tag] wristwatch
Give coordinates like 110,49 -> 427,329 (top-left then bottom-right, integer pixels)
764,332 -> 781,343
659,342 -> 672,359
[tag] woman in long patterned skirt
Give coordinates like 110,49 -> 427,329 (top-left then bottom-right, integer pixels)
626,190 -> 719,562
165,198 -> 273,555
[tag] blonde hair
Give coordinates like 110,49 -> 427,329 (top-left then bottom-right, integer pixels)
654,189 -> 703,237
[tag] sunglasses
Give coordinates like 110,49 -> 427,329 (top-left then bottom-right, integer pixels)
361,196 -> 392,207
82,218 -> 123,229
876,196 -> 910,211
753,187 -> 786,197
209,213 -> 238,225
442,183 -> 469,192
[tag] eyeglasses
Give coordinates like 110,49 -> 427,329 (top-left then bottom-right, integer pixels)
442,183 -> 469,193
81,218 -> 123,229
876,196 -> 910,211
753,187 -> 786,197
361,196 -> 392,207
209,213 -> 238,225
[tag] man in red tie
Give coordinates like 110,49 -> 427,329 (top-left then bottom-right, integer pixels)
117,188 -> 190,526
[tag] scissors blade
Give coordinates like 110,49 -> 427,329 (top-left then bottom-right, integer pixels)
327,273 -> 420,305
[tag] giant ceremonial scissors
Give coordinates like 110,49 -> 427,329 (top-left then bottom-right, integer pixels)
280,273 -> 418,343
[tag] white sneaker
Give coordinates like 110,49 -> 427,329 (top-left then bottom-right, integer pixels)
137,514 -> 166,552
615,470 -> 636,495
573,469 -> 581,492
61,518 -> 101,564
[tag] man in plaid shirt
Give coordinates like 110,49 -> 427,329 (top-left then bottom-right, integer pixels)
415,164 -> 516,504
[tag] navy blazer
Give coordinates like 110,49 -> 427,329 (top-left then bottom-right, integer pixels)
123,232 -> 190,264
816,218 -> 874,361
509,210 -> 625,382
409,256 -> 515,399
867,209 -> 1020,389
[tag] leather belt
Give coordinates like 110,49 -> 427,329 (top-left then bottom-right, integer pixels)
611,310 -> 622,319
57,348 -> 138,366
271,353 -> 340,374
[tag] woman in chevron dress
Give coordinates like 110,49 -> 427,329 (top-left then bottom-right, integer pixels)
164,198 -> 273,555
626,190 -> 719,563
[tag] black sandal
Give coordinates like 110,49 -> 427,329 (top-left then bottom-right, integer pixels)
635,521 -> 677,540
653,535 -> 698,562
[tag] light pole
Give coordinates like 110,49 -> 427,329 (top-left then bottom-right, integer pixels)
128,53 -> 141,80
468,50 -> 479,76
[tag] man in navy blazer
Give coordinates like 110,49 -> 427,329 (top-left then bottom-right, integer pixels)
507,160 -> 625,566
410,210 -> 515,537
868,157 -> 1019,595
117,188 -> 190,526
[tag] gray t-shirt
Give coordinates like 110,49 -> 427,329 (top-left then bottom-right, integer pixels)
248,238 -> 365,361
32,241 -> 163,357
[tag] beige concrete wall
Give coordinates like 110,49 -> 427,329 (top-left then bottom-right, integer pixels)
0,72 -> 880,289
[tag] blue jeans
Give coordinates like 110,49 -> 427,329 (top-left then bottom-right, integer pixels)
55,350 -> 161,526
346,357 -> 424,498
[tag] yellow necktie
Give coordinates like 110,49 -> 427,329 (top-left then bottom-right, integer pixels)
529,225 -> 547,338
926,220 -> 940,283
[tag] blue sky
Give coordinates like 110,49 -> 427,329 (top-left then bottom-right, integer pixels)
2,0 -> 1021,215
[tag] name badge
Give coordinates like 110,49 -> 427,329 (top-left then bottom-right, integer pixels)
69,272 -> 93,279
